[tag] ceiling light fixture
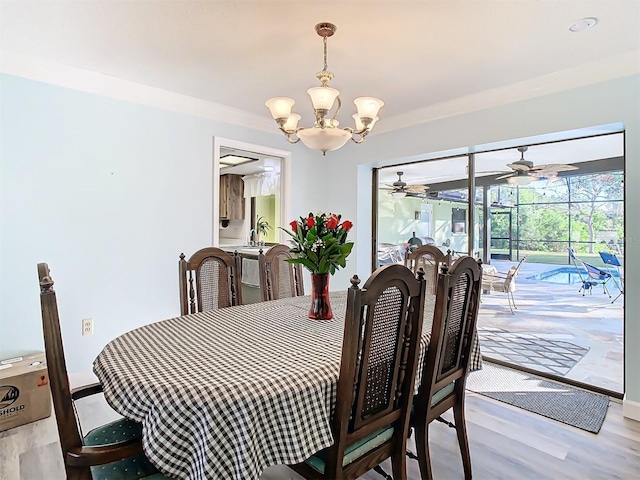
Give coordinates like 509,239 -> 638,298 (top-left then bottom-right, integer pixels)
569,17 -> 597,32
220,155 -> 258,168
391,191 -> 407,199
265,23 -> 384,155
506,175 -> 534,186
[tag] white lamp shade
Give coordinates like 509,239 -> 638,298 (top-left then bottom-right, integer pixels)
391,190 -> 407,199
353,114 -> 379,131
307,87 -> 340,111
354,97 -> 384,118
265,97 -> 295,120
297,127 -> 352,153
507,175 -> 534,186
282,113 -> 301,131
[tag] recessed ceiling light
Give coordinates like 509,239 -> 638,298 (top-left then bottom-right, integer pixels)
569,17 -> 597,32
220,155 -> 258,168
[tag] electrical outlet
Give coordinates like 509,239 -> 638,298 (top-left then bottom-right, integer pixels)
82,318 -> 94,336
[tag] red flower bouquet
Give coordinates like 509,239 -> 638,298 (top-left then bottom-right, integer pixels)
282,212 -> 354,275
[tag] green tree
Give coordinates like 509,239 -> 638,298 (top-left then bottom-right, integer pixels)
567,173 -> 623,253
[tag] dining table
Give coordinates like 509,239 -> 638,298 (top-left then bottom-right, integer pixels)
93,291 -> 483,480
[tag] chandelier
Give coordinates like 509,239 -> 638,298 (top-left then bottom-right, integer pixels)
265,23 -> 384,155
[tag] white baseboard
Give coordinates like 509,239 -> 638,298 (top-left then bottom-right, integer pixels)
622,396 -> 640,421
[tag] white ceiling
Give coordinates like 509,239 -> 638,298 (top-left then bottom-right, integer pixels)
1,0 -> 638,132
220,146 -> 282,176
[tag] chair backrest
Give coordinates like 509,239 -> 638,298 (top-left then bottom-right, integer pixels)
258,244 -> 304,301
568,248 -> 608,281
38,263 -> 86,478
39,264 -> 148,480
568,247 -> 588,282
599,251 -> 622,268
179,247 -> 242,315
327,264 -> 426,476
504,256 -> 527,291
415,256 -> 482,420
583,261 -> 611,280
421,236 -> 437,246
405,244 -> 451,294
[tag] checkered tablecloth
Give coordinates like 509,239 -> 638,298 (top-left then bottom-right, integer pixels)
93,292 -> 482,480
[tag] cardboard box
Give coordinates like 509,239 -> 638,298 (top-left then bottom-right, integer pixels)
0,352 -> 51,432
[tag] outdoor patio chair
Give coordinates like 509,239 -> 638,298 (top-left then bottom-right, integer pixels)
599,251 -> 623,303
378,243 -> 405,265
568,248 -> 612,298
481,256 -> 527,314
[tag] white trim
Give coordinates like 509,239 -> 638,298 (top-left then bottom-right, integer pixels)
0,50 -> 273,132
622,396 -> 640,422
212,137 -> 292,247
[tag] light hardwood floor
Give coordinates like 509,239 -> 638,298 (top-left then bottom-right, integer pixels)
1,390 -> 638,479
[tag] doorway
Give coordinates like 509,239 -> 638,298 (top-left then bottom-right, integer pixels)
212,138 -> 291,246
490,209 -> 513,260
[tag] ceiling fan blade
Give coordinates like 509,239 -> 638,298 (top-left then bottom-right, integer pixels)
506,162 -> 531,172
532,163 -> 579,173
476,170 -> 509,175
495,172 -> 516,180
406,185 -> 429,193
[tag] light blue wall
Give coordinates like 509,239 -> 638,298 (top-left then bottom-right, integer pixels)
2,72 -> 638,410
324,74 -> 640,406
0,74 -> 321,373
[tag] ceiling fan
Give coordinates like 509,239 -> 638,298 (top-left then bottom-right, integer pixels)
384,171 -> 429,198
495,147 -> 579,185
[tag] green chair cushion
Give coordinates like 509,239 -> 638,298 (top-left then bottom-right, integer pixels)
84,417 -> 168,479
305,426 -> 395,474
431,382 -> 455,406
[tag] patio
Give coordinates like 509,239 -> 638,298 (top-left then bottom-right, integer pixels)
477,259 -> 624,394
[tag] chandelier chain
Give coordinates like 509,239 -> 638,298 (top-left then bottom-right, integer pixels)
323,35 -> 328,72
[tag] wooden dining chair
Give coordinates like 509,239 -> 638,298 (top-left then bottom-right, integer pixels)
257,244 -> 304,301
410,256 -> 482,480
179,247 -> 242,315
404,244 -> 451,295
289,263 -> 426,480
37,263 -> 168,480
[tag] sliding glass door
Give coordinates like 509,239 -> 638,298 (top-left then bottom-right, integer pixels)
374,132 -> 625,396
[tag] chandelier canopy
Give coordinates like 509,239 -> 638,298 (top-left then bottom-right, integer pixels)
265,23 -> 384,155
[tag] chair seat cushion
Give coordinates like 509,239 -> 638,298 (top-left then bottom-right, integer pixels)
84,417 -> 168,480
431,382 -> 455,406
411,382 -> 456,419
305,426 -> 395,474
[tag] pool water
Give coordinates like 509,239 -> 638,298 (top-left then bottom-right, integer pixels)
527,266 -> 621,285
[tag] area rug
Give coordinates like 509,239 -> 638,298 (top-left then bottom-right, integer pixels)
467,363 -> 609,433
477,326 -> 589,376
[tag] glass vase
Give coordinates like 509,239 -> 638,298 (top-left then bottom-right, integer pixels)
309,273 -> 333,320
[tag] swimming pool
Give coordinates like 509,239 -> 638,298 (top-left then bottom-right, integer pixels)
527,266 -> 620,285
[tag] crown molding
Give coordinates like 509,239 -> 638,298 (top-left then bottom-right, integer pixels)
376,51 -> 640,135
0,50 -> 274,133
